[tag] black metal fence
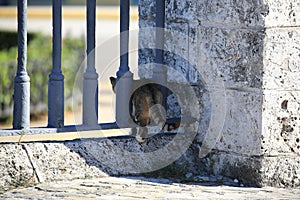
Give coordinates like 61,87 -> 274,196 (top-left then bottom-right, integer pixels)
10,0 -> 165,131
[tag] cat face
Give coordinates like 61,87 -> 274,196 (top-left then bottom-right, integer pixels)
109,76 -> 152,126
109,76 -> 180,142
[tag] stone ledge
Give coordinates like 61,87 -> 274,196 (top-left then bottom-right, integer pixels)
0,135 -> 199,190
1,135 -> 299,189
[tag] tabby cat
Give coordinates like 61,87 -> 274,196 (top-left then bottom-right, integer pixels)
110,77 -> 180,142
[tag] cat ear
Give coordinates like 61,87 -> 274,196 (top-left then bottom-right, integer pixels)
109,77 -> 117,92
109,77 -> 117,87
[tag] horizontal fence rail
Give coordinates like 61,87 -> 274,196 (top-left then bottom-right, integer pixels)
0,118 -> 181,144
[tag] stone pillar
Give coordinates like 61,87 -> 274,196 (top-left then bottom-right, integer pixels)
139,0 -> 300,187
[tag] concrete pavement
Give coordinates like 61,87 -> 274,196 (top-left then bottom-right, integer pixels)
1,176 -> 299,199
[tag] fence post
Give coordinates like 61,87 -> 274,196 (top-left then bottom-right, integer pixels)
153,0 -> 167,107
115,0 -> 133,128
154,0 -> 165,68
13,0 -> 30,129
83,0 -> 98,126
48,0 -> 64,128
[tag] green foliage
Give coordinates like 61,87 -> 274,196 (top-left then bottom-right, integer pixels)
62,36 -> 85,101
0,32 -> 85,120
0,46 -> 16,120
0,31 -> 35,51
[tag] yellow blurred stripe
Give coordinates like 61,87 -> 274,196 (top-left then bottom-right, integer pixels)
0,6 -> 138,20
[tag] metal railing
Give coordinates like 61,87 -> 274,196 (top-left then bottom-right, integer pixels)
11,0 -> 166,132
13,0 -> 30,129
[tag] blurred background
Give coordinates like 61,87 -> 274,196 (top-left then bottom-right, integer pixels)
0,0 -> 139,6
0,0 -> 139,127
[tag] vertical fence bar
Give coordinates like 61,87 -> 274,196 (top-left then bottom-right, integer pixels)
83,0 -> 98,126
48,0 -> 64,128
115,0 -> 133,127
118,0 -> 130,73
154,0 -> 167,107
154,0 -> 165,68
13,0 -> 30,129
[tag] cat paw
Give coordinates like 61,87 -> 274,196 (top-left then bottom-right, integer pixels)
136,135 -> 145,143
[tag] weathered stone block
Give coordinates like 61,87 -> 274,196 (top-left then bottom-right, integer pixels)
165,21 -> 202,84
264,0 -> 300,27
260,155 -> 300,187
138,21 -> 201,84
263,28 -> 300,90
138,0 -> 155,20
188,22 -> 202,84
68,135 -> 203,176
207,152 -> 300,187
197,0 -> 300,27
165,0 -> 198,22
213,90 -> 263,156
26,143 -> 106,182
164,22 -> 189,82
140,0 -> 300,27
262,91 -> 300,155
0,145 -> 34,190
139,0 -> 198,22
197,0 -> 269,27
208,152 -> 263,186
138,19 -> 156,43
197,26 -> 264,89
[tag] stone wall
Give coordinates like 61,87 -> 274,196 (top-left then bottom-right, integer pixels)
138,0 -> 300,187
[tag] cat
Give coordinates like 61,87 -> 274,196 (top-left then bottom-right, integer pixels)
110,77 -> 180,142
